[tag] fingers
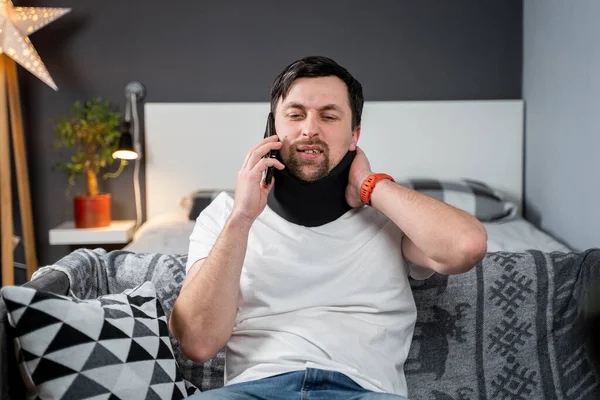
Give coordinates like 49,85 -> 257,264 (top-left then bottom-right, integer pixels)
244,140 -> 282,170
260,176 -> 275,190
243,136 -> 280,168
253,157 -> 285,175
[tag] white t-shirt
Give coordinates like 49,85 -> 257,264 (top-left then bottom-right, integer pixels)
186,192 -> 426,397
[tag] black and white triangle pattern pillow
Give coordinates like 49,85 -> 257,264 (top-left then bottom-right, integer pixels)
1,281 -> 198,399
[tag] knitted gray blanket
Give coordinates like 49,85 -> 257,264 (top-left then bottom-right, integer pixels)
33,248 -> 600,399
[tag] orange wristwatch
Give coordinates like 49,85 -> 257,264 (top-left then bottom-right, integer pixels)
360,173 -> 395,205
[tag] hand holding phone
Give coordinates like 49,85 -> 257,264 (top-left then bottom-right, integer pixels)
230,115 -> 283,223
263,112 -> 278,185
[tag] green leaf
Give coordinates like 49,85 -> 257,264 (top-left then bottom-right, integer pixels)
51,96 -> 123,197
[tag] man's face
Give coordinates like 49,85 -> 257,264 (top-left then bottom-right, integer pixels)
274,76 -> 360,182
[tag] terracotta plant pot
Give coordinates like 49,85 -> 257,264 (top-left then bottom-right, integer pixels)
74,193 -> 111,228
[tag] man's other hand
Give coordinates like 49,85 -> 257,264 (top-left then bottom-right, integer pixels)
346,147 -> 373,208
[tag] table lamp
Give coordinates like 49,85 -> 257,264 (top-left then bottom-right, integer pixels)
112,81 -> 146,228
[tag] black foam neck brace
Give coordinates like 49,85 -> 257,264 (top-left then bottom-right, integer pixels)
267,150 -> 357,227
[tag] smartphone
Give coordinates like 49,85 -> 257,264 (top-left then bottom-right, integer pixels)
263,112 -> 277,185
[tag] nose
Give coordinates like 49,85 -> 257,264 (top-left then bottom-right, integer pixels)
300,113 -> 320,139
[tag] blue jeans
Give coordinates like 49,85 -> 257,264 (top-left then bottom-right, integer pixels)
188,368 -> 407,399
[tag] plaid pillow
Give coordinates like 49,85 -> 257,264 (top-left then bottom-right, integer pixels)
400,179 -> 517,221
1,282 -> 198,399
182,190 -> 233,221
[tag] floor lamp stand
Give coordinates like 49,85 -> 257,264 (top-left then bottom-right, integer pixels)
0,54 -> 38,286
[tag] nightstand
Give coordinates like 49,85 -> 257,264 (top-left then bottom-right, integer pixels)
49,220 -> 136,246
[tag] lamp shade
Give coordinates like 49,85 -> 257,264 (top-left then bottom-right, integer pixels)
112,123 -> 138,160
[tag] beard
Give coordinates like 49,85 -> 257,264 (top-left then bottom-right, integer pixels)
283,139 -> 331,182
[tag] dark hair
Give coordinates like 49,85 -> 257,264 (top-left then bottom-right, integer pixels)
270,56 -> 364,130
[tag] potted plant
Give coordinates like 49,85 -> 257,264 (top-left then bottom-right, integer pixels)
52,97 -> 124,228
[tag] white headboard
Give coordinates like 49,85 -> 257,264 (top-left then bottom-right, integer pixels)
144,100 -> 524,221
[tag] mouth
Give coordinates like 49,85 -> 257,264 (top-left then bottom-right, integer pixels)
296,148 -> 323,160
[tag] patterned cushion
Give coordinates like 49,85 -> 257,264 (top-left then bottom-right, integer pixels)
400,178 -> 518,221
0,282 -> 198,399
30,251 -> 225,393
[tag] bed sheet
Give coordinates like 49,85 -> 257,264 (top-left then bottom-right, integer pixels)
484,218 -> 570,252
124,211 -> 195,255
124,214 -> 571,255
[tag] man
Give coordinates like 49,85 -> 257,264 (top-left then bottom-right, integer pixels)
170,56 -> 488,399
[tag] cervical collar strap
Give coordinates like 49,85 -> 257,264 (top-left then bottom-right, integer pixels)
267,150 -> 356,227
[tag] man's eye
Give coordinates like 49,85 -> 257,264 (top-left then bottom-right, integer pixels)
288,114 -> 302,119
323,115 -> 337,121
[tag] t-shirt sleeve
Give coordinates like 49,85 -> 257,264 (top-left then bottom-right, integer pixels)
408,264 -> 435,280
400,232 -> 435,280
185,192 -> 231,273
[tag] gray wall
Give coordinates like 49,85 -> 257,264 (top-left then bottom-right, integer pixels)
523,0 -> 600,250
12,0 -> 522,269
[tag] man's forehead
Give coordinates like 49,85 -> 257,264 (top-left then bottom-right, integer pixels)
278,77 -> 350,110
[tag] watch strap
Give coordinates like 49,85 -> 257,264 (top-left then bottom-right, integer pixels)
359,173 -> 395,205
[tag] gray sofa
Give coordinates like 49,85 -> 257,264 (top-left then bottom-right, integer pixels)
2,248 -> 600,399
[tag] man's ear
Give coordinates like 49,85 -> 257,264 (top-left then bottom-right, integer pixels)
349,126 -> 361,151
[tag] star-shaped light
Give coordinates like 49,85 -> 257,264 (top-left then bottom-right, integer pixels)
0,0 -> 70,90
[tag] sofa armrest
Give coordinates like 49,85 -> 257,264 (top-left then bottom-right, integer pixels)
1,270 -> 70,399
23,270 -> 70,296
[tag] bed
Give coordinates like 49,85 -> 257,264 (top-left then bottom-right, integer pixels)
124,100 -> 571,255
124,209 -> 570,254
